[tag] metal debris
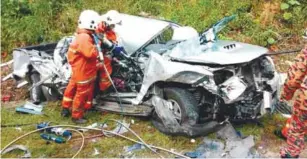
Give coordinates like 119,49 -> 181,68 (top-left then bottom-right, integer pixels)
0,59 -> 14,68
2,73 -> 13,82
92,147 -> 100,156
185,123 -> 261,158
1,145 -> 31,158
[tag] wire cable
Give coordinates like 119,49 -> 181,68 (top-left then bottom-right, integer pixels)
101,119 -> 165,158
0,125 -> 189,158
0,125 -> 84,158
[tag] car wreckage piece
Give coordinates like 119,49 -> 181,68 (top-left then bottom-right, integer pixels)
10,14 -> 283,137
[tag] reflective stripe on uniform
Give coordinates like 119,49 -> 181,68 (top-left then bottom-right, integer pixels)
63,97 -> 73,102
86,101 -> 91,104
100,78 -> 110,82
76,76 -> 96,84
68,48 -> 77,54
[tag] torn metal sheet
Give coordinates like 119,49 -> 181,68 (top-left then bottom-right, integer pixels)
12,49 -> 30,79
0,59 -> 14,68
1,145 -> 31,158
2,73 -> 13,82
17,80 -> 29,88
111,121 -> 130,135
185,123 -> 260,158
132,52 -> 216,105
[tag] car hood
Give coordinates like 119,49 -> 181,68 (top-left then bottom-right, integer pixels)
115,14 -> 171,55
169,40 -> 269,65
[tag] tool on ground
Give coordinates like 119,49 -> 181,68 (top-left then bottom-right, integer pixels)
37,122 -> 72,138
40,133 -> 66,144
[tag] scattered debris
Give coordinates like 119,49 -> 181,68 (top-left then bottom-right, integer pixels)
2,73 -> 13,82
17,80 -> 29,88
1,94 -> 11,102
131,119 -> 135,124
125,143 -> 145,153
190,139 -> 196,143
1,145 -> 31,158
78,123 -> 108,132
92,147 -> 100,156
184,123 -> 261,158
185,137 -> 225,158
15,101 -> 43,115
111,121 -> 130,135
0,59 -> 13,68
121,143 -> 145,157
15,127 -> 22,131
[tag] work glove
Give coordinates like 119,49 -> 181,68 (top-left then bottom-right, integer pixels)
112,46 -> 125,56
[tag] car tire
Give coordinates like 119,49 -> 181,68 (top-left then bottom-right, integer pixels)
153,87 -> 199,125
41,86 -> 60,101
29,72 -> 45,104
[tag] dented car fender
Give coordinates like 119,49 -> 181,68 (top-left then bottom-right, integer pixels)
133,51 -> 218,104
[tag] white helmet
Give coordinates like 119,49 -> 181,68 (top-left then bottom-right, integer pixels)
172,26 -> 199,41
78,10 -> 100,30
101,10 -> 122,25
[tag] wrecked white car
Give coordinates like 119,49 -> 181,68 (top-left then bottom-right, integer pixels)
10,14 -> 282,137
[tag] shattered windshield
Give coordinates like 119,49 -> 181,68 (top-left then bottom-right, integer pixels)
166,15 -> 236,59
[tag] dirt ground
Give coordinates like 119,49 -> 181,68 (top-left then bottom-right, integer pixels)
1,65 -> 29,101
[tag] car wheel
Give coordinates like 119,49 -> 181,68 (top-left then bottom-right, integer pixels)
41,86 -> 60,101
153,87 -> 199,125
29,72 -> 45,104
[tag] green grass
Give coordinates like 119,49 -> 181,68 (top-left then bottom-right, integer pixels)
1,101 -> 289,158
1,0 -> 306,61
1,101 -> 204,158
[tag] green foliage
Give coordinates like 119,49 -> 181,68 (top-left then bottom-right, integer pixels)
1,0 -> 306,61
267,37 -> 276,45
287,0 -> 300,5
283,12 -> 293,20
280,3 -> 290,10
280,0 -> 307,24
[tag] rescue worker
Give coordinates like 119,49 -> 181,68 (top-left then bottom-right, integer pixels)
61,10 -> 100,124
279,29 -> 307,158
96,10 -> 123,92
61,10 -> 124,123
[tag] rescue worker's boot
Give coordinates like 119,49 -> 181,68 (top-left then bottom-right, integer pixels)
72,118 -> 87,124
61,108 -> 70,117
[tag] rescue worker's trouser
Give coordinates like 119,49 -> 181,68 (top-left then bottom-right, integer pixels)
99,57 -> 112,91
62,78 -> 95,119
281,90 -> 307,157
62,79 -> 76,109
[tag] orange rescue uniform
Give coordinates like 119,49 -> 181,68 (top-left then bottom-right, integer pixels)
62,29 -> 98,119
96,22 -> 117,91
